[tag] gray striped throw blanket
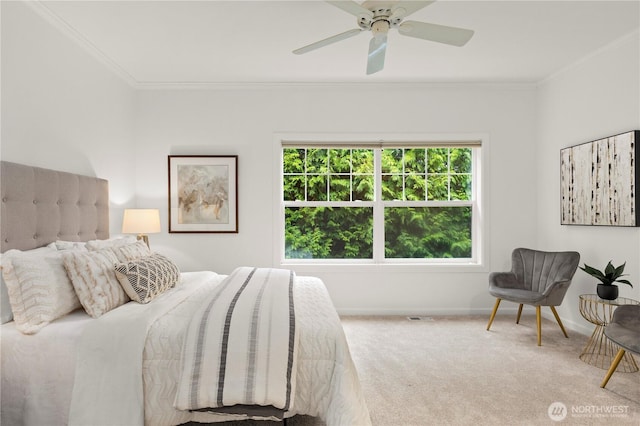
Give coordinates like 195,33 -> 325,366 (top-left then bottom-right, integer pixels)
174,267 -> 298,419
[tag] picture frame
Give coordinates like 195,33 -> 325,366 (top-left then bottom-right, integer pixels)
168,155 -> 238,233
560,130 -> 639,227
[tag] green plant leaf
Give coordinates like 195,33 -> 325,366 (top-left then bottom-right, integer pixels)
580,264 -> 606,281
613,262 -> 626,278
616,279 -> 633,287
580,261 -> 632,286
604,261 -> 615,276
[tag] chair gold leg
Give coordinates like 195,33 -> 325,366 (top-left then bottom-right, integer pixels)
550,306 -> 569,338
487,298 -> 501,331
516,304 -> 523,324
536,306 -> 542,346
601,348 -> 626,388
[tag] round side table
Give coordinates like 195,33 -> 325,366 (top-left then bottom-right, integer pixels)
578,294 -> 639,371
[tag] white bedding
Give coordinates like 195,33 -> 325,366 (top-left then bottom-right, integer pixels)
2,271 -> 371,426
1,310 -> 92,425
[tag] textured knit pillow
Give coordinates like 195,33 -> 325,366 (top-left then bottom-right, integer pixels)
63,249 -> 129,318
1,247 -> 81,334
115,253 -> 180,304
110,240 -> 151,262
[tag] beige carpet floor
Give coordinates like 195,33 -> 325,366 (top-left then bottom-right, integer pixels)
195,315 -> 640,426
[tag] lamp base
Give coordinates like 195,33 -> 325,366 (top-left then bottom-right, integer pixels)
137,234 -> 150,248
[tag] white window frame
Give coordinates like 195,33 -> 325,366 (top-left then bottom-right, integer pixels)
273,133 -> 489,271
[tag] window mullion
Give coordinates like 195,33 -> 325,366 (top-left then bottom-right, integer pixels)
373,149 -> 384,262
304,148 -> 308,201
447,148 -> 451,201
326,149 -> 330,201
402,148 -> 406,201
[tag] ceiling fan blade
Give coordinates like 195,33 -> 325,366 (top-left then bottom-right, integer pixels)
366,35 -> 387,75
293,28 -> 363,55
398,20 -> 474,46
391,1 -> 436,19
326,1 -> 373,19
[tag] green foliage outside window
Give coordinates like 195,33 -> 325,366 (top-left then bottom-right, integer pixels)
285,207 -> 373,259
283,147 -> 474,260
385,207 -> 472,258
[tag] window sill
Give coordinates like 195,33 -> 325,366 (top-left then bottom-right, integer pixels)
279,261 -> 488,275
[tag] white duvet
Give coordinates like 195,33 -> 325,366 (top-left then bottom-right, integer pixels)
2,271 -> 371,426
1,311 -> 92,425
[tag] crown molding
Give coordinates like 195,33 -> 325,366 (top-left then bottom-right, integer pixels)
134,81 -> 537,91
26,1 -> 139,87
538,28 -> 640,87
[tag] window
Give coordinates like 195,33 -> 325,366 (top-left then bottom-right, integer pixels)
280,141 -> 482,264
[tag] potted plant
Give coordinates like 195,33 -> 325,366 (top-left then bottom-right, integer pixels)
579,261 -> 633,300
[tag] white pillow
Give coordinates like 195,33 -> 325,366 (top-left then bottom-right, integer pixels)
47,240 -> 88,251
1,270 -> 13,324
115,253 -> 180,304
110,240 -> 151,262
1,247 -> 81,334
86,236 -> 136,251
63,250 -> 129,318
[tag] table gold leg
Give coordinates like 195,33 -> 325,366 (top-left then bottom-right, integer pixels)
578,294 -> 639,372
579,324 -> 639,371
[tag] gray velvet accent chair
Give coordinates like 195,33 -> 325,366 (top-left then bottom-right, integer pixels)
486,248 -> 581,346
600,305 -> 640,388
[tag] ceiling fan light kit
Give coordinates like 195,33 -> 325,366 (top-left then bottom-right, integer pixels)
293,0 -> 474,75
371,19 -> 390,37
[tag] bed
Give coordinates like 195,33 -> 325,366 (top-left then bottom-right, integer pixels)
0,161 -> 371,426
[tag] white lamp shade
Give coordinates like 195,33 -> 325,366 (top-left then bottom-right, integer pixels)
122,209 -> 161,234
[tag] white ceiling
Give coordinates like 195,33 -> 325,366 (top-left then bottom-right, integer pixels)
34,0 -> 640,85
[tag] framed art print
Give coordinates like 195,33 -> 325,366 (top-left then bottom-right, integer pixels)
168,155 -> 238,233
560,130 -> 639,226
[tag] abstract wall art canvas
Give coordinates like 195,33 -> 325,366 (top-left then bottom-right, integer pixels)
560,131 -> 639,226
168,155 -> 238,233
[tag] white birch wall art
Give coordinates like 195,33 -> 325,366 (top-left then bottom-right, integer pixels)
561,131 -> 638,226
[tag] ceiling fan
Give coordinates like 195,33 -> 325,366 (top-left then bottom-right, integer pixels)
293,1 -> 474,75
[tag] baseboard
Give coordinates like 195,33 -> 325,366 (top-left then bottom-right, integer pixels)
540,311 -> 593,336
337,307 -> 520,316
337,308 -> 594,337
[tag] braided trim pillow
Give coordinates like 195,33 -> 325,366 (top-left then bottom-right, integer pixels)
114,253 -> 180,304
63,249 -> 129,318
3,247 -> 81,333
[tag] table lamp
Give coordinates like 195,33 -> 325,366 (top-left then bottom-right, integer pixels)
122,209 -> 161,247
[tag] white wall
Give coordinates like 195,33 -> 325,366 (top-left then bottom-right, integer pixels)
134,84 -> 538,314
8,0 -> 599,317
0,1 -> 137,232
536,31 -> 640,334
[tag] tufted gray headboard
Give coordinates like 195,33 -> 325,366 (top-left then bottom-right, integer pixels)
0,161 -> 109,253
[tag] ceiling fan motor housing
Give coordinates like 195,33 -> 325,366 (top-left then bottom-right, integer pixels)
358,5 -> 404,31
358,9 -> 402,29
